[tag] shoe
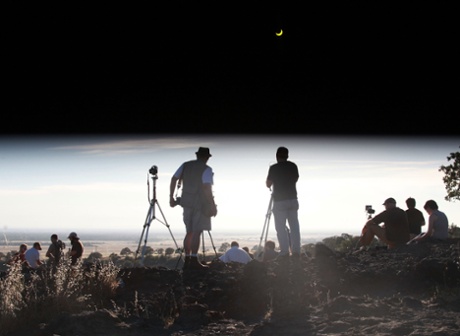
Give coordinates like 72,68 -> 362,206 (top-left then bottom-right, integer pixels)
182,256 -> 191,270
188,256 -> 209,270
291,253 -> 301,261
275,253 -> 290,262
352,246 -> 368,255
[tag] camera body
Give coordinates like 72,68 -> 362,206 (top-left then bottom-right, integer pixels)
365,205 -> 375,215
149,165 -> 158,176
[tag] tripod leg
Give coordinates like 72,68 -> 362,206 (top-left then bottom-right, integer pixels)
154,200 -> 184,269
207,231 -> 218,258
135,202 -> 154,264
257,194 -> 273,256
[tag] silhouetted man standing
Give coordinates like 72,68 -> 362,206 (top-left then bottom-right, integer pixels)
170,147 -> 217,270
266,146 -> 301,260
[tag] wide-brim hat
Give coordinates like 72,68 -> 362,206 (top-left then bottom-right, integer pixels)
68,232 -> 79,239
195,147 -> 212,157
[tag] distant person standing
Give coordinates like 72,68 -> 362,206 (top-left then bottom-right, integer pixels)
266,147 -> 301,260
410,200 -> 449,243
219,241 -> 252,264
24,242 -> 44,269
46,234 -> 65,269
405,197 -> 425,239
170,147 -> 217,270
68,232 -> 84,265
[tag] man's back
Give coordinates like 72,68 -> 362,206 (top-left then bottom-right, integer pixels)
406,207 -> 425,235
220,246 -> 252,264
267,161 -> 299,201
25,248 -> 39,269
374,207 -> 410,244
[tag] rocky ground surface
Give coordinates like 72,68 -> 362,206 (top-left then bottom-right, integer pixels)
8,239 -> 460,335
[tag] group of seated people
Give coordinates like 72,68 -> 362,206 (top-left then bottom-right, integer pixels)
218,240 -> 279,265
357,197 -> 450,250
222,197 -> 450,264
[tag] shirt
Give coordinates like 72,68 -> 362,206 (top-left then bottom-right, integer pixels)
372,207 -> 410,244
267,161 -> 299,201
219,246 -> 252,264
24,248 -> 41,269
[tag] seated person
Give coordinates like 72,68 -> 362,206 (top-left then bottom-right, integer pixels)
358,197 -> 410,249
259,240 -> 279,262
219,241 -> 252,264
9,243 -> 31,269
242,246 -> 254,259
409,199 -> 448,243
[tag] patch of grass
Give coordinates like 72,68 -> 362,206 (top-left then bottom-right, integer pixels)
0,256 -> 120,335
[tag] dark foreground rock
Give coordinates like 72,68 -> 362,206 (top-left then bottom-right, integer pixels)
10,239 -> 460,335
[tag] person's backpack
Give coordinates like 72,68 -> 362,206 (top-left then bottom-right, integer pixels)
54,240 -> 66,259
57,239 -> 66,250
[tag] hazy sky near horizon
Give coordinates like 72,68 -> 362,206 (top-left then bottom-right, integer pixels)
1,134 -> 459,243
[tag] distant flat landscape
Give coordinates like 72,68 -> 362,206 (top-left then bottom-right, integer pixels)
1,230 -> 327,258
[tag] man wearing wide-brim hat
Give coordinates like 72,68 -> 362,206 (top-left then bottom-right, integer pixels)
68,232 -> 84,265
170,147 -> 217,270
357,197 -> 410,249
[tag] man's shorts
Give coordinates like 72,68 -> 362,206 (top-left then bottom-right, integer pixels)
183,207 -> 211,232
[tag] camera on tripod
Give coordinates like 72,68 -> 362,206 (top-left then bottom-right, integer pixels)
365,205 -> 375,216
149,165 -> 158,176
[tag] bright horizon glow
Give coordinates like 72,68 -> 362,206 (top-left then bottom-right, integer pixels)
1,134 -> 459,245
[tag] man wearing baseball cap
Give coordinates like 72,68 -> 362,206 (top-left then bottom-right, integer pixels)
24,242 -> 44,269
357,197 -> 410,249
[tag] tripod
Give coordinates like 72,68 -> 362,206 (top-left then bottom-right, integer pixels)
201,230 -> 218,259
257,194 -> 274,257
257,193 -> 293,259
355,208 -> 374,250
135,166 -> 182,267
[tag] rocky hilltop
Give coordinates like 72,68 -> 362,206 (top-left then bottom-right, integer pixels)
11,240 -> 460,335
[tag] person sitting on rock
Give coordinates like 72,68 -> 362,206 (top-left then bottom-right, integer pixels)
357,197 -> 410,249
409,199 -> 448,244
259,240 -> 279,262
219,241 -> 252,264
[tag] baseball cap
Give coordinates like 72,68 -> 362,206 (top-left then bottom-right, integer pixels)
382,197 -> 396,205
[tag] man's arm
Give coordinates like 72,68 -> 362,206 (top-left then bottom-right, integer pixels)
266,179 -> 273,189
45,246 -> 54,259
170,176 -> 179,207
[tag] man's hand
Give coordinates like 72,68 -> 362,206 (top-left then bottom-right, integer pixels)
169,196 -> 176,208
210,203 -> 217,217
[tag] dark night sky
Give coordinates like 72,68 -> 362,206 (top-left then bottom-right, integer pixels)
4,2 -> 457,135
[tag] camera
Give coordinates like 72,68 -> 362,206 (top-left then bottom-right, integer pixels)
365,205 -> 375,215
149,165 -> 158,176
172,197 -> 181,207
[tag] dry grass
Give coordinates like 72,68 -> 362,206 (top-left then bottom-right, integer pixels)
0,256 -> 120,335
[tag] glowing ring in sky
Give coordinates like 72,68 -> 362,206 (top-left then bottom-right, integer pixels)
275,29 -> 283,37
